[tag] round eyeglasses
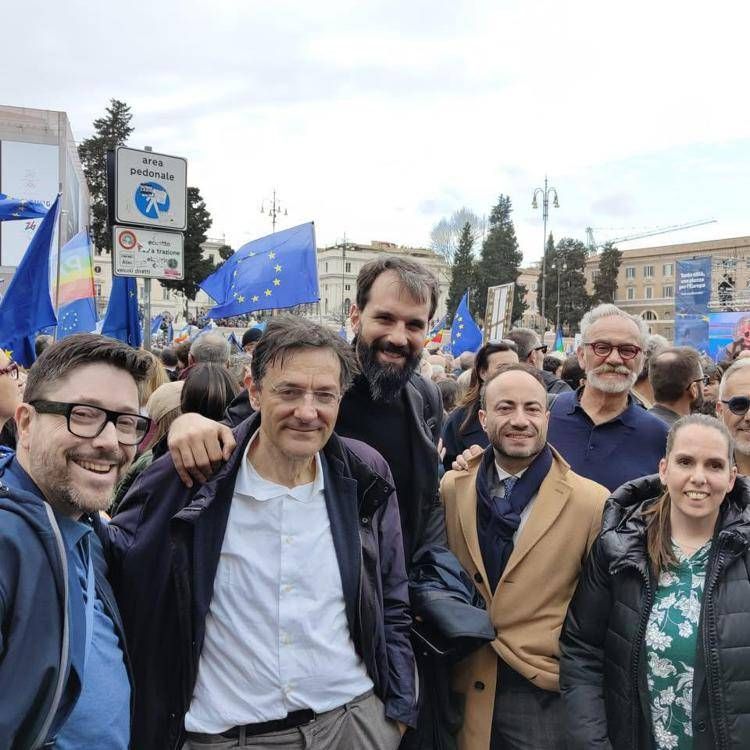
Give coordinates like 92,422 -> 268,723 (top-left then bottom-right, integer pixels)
584,342 -> 642,360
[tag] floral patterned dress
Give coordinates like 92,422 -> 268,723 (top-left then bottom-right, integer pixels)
644,541 -> 711,750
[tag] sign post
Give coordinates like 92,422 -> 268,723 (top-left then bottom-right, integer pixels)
107,145 -> 187,350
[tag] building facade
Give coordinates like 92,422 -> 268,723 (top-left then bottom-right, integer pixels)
584,235 -> 750,340
316,240 -> 450,326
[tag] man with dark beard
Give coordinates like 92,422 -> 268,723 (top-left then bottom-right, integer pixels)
0,334 -> 152,749
441,364 -> 608,749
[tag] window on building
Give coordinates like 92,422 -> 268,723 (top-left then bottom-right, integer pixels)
642,310 -> 658,321
95,283 -> 102,298
663,285 -> 674,297
591,270 -> 600,282
662,263 -> 674,277
94,265 -> 102,274
325,262 -> 328,272
345,262 -> 351,273
645,287 -> 653,300
345,284 -> 351,291
627,287 -> 635,300
162,286 -> 171,300
625,267 -> 636,279
643,265 -> 655,278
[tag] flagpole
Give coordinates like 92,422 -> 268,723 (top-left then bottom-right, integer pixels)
311,221 -> 324,326
54,189 -> 63,341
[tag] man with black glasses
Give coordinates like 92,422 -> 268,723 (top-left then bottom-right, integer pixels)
0,333 -> 152,749
505,327 -> 571,396
717,358 -> 750,475
546,303 -> 668,491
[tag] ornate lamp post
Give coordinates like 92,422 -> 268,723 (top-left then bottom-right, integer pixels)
260,189 -> 287,232
532,177 -> 559,334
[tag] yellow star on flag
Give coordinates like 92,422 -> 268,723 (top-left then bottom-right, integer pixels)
237,295 -> 245,303
459,324 -> 464,329
268,251 -> 276,260
275,264 -> 282,272
265,289 -> 272,296
252,295 -> 259,302
273,278 -> 281,286
456,332 -> 462,338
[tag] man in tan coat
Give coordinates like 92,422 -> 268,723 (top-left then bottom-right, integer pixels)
440,363 -> 608,749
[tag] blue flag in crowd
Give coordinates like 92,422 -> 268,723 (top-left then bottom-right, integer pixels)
450,292 -> 483,357
200,222 -> 319,317
554,324 -> 564,353
56,231 -> 98,339
167,320 -> 174,343
0,195 -> 61,366
227,331 -> 242,353
0,193 -> 49,222
151,315 -> 164,336
101,275 -> 142,348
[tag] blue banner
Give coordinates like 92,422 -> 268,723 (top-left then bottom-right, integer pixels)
675,257 -> 711,353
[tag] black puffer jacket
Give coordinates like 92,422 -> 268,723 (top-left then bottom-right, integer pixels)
560,474 -> 750,750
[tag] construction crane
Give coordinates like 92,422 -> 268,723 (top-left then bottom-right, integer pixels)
585,219 -> 717,252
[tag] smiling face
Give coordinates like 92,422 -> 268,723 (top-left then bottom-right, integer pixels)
479,369 -> 549,469
249,347 -> 342,461
577,314 -> 644,395
350,270 -> 430,401
16,363 -> 140,517
659,423 -> 736,528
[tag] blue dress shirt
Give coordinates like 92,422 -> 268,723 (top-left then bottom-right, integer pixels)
547,388 -> 669,492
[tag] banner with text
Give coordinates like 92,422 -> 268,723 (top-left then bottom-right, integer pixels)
675,257 -> 711,353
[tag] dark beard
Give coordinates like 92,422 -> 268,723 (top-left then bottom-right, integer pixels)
356,336 -> 420,403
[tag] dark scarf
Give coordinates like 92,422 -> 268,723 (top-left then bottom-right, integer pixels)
476,444 -> 553,591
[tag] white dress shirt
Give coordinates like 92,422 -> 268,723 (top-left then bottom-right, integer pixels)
493,462 -> 537,543
184,433 -> 373,733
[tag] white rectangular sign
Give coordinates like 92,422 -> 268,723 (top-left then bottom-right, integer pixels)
113,225 -> 184,280
114,146 -> 187,230
484,282 -> 515,341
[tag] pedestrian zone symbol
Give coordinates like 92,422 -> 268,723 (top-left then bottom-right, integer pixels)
135,181 -> 171,219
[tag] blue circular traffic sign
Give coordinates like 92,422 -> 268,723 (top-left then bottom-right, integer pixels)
134,181 -> 170,219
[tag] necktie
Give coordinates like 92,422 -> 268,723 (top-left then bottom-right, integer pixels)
501,475 -> 518,499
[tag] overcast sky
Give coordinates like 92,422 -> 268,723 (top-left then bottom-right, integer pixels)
4,0 -> 749,264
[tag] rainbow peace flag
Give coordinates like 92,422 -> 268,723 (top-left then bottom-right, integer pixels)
56,231 -> 98,338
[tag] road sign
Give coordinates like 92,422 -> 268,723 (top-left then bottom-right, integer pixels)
113,225 -> 184,280
113,146 -> 187,230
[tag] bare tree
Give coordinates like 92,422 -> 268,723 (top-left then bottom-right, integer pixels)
429,208 -> 485,262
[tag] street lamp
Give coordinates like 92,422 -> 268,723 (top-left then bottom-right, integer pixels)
555,250 -> 565,334
532,177 -> 559,335
260,189 -> 287,232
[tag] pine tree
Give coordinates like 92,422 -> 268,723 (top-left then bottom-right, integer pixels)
159,187 -> 216,317
77,99 -> 134,253
446,222 -> 477,320
594,242 -> 622,303
476,195 -> 526,323
554,238 -> 591,332
537,232 -> 555,329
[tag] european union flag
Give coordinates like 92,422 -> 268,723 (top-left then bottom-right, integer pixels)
101,275 -> 142,348
450,291 -> 482,356
56,231 -> 98,339
227,331 -> 242,353
0,193 -> 49,221
200,222 -> 319,317
151,315 -> 164,336
0,194 -> 61,366
428,314 -> 447,338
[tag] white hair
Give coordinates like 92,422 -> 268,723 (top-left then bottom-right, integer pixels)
719,358 -> 750,401
579,303 -> 648,348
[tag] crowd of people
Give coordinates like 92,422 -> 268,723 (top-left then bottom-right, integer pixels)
2,254 -> 750,749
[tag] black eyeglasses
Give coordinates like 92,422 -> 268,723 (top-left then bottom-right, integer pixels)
721,396 -> 750,416
0,362 -> 19,380
29,400 -> 152,446
534,344 -> 548,354
584,341 -> 642,360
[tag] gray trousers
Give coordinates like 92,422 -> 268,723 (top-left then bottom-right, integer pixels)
182,692 -> 401,750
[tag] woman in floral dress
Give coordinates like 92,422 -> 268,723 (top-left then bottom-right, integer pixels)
559,414 -> 750,749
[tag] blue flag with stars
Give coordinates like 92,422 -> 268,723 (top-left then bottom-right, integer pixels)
450,291 -> 482,356
0,193 -> 49,221
0,195 -> 60,366
199,222 -> 319,317
101,275 -> 142,348
151,315 -> 164,336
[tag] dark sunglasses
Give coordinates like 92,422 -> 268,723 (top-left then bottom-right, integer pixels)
534,344 -> 548,354
721,396 -> 750,416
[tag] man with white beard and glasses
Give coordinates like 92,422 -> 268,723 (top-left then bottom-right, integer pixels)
716,357 -> 750,475
546,303 -> 668,491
